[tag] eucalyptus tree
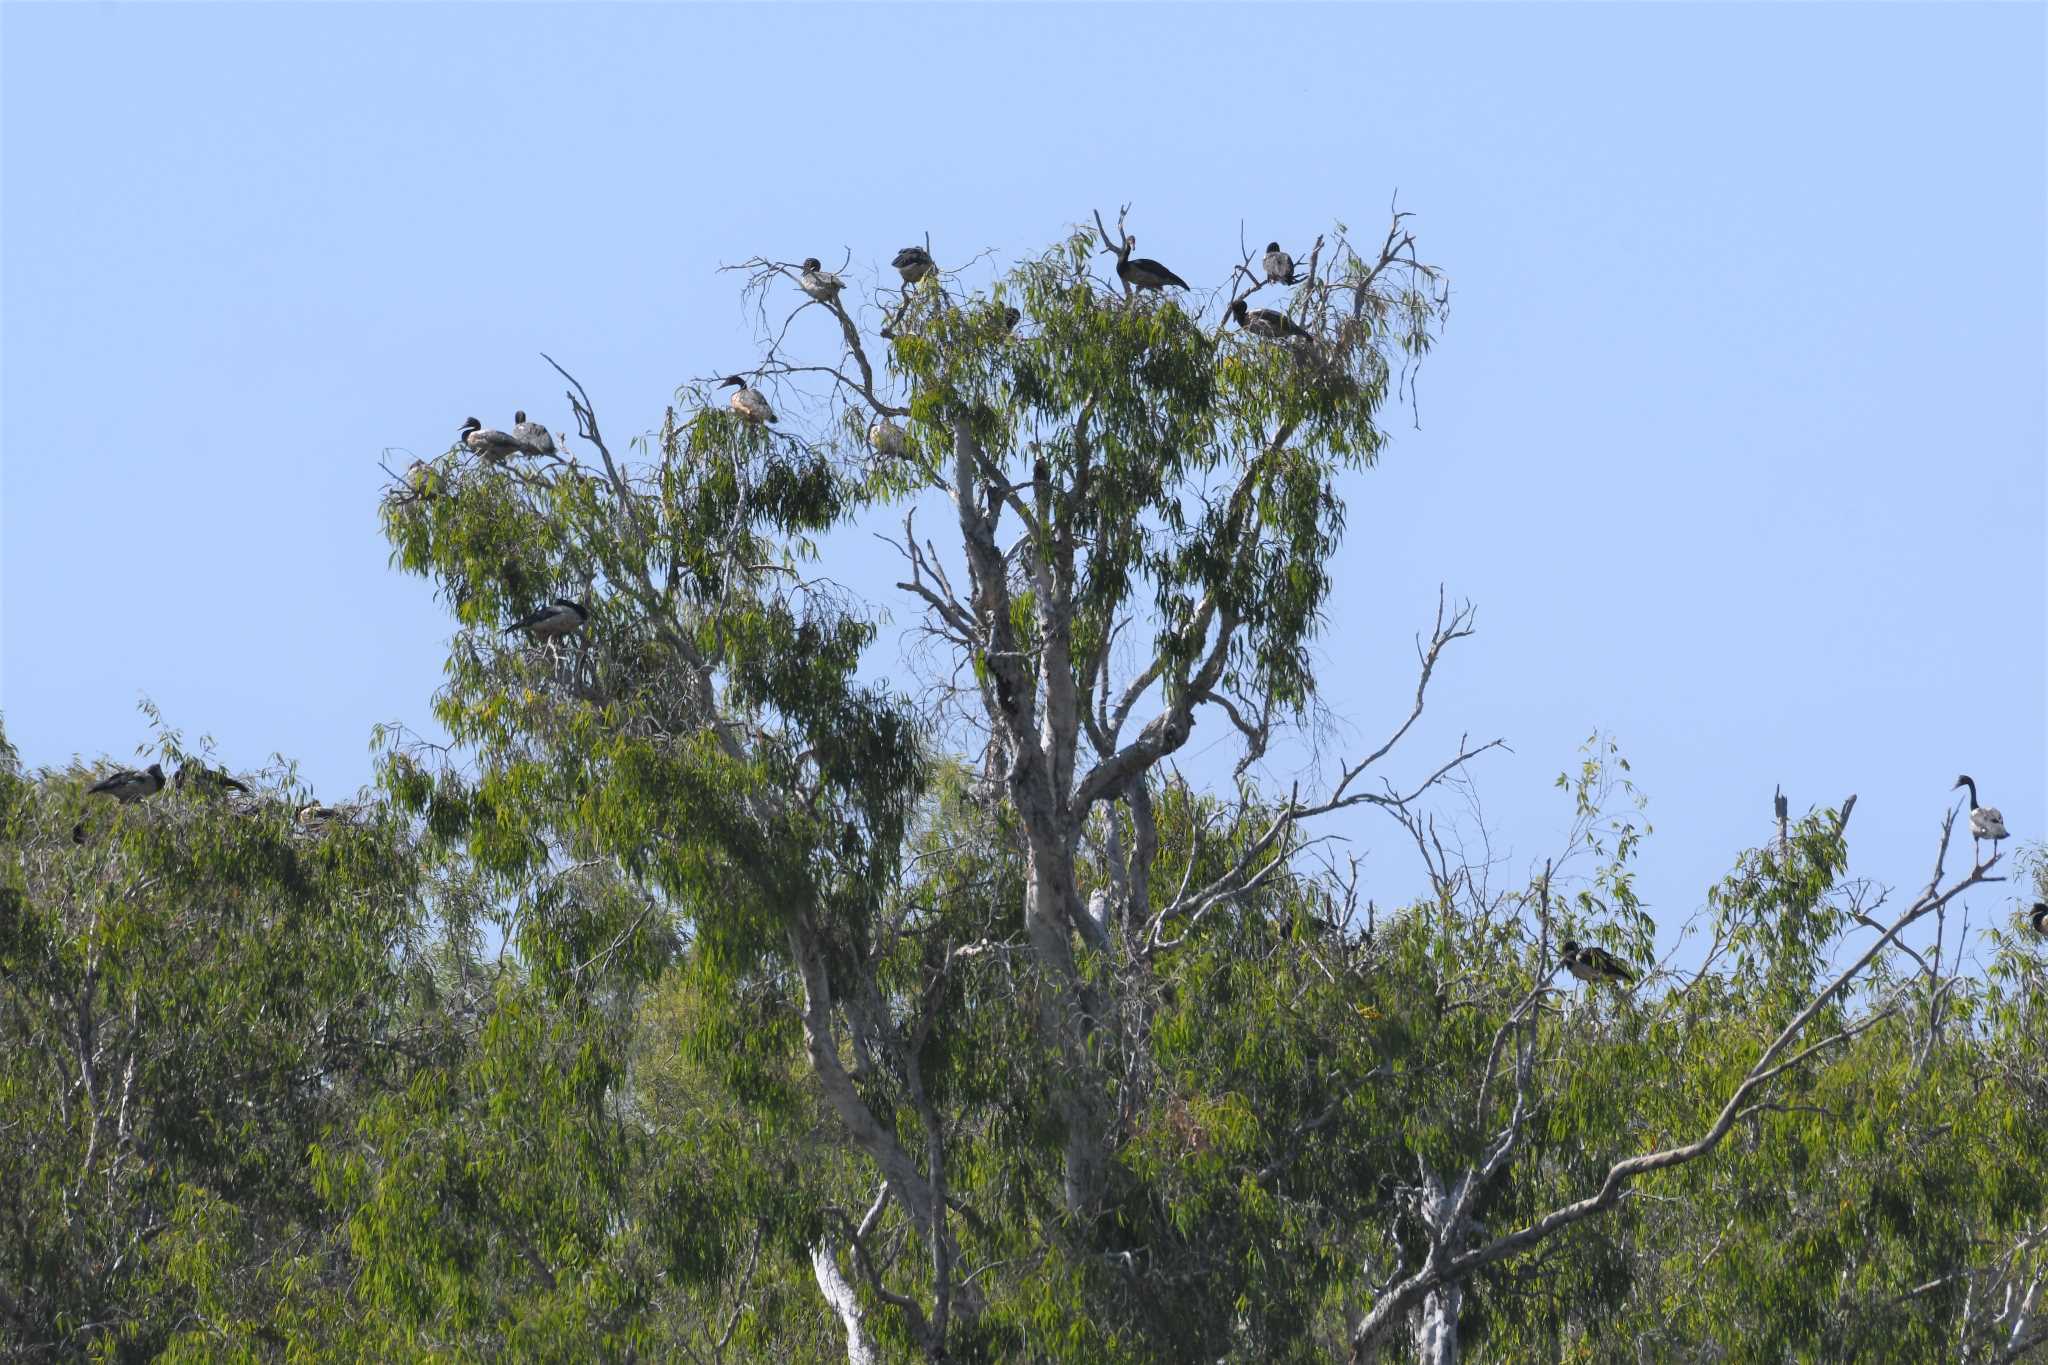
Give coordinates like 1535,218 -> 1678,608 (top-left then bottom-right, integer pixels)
373,205 -> 2031,1363
378,203 -> 1482,1358
0,724 -> 425,1359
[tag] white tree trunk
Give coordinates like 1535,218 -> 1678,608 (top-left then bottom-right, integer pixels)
1410,1166 -> 1469,1365
812,1236 -> 879,1365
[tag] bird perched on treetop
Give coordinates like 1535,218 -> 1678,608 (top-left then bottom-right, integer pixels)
1002,305 -> 1021,333
719,376 -> 776,425
1262,242 -> 1300,286
511,411 -> 556,458
75,762 -> 165,843
175,762 -> 249,796
89,763 -> 165,803
2029,902 -> 2048,938
799,258 -> 844,303
892,246 -> 935,285
504,599 -> 589,642
1559,939 -> 1635,986
1113,237 -> 1189,293
1952,775 -> 2007,858
1231,298 -> 1311,342
459,417 -> 522,463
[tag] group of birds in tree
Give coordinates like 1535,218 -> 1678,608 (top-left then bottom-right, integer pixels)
1549,775 -> 2040,976
417,241 -> 2045,961
71,759 -> 353,844
458,412 -> 555,462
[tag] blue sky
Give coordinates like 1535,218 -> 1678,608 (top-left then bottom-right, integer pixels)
4,4 -> 2042,954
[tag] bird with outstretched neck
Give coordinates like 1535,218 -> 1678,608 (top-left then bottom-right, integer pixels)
1111,234 -> 1189,294
1952,774 -> 2007,860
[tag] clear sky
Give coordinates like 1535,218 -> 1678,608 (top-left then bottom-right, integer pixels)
3,4 -> 2042,956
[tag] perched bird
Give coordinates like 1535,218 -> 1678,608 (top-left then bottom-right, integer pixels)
892,246 -> 935,285
175,762 -> 249,796
88,763 -> 165,803
1262,242 -> 1300,286
798,258 -> 844,303
1002,305 -> 1021,333
868,419 -> 907,457
1559,939 -> 1635,986
2029,902 -> 2048,938
504,599 -> 589,642
511,410 -> 556,458
1230,297 -> 1311,341
1953,775 -> 2008,857
459,417 -> 522,462
719,375 -> 777,425
295,802 -> 349,832
74,761 -> 166,842
1113,237 -> 1189,293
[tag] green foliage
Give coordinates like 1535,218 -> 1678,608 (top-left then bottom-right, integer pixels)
9,212 -> 2041,1365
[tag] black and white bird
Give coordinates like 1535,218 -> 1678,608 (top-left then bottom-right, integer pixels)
1113,237 -> 1189,293
892,246 -> 935,285
89,763 -> 165,803
868,419 -> 907,457
1559,939 -> 1635,986
1262,242 -> 1300,286
511,410 -> 556,458
718,375 -> 777,425
175,762 -> 249,796
1953,774 -> 2008,858
798,258 -> 844,303
1002,305 -> 1022,333
1230,298 -> 1311,342
2029,902 -> 2048,938
459,417 -> 522,462
504,599 -> 589,642
75,761 -> 166,842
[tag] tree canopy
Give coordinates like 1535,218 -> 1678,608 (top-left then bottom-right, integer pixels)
6,207 -> 2044,1363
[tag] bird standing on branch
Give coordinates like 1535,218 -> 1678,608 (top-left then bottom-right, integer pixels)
1262,241 -> 1300,286
799,258 -> 844,303
1112,236 -> 1189,293
1952,774 -> 2007,860
459,417 -> 522,462
1560,939 -> 1635,986
74,762 -> 165,842
511,410 -> 556,458
504,599 -> 589,643
719,376 -> 776,425
89,763 -> 165,803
